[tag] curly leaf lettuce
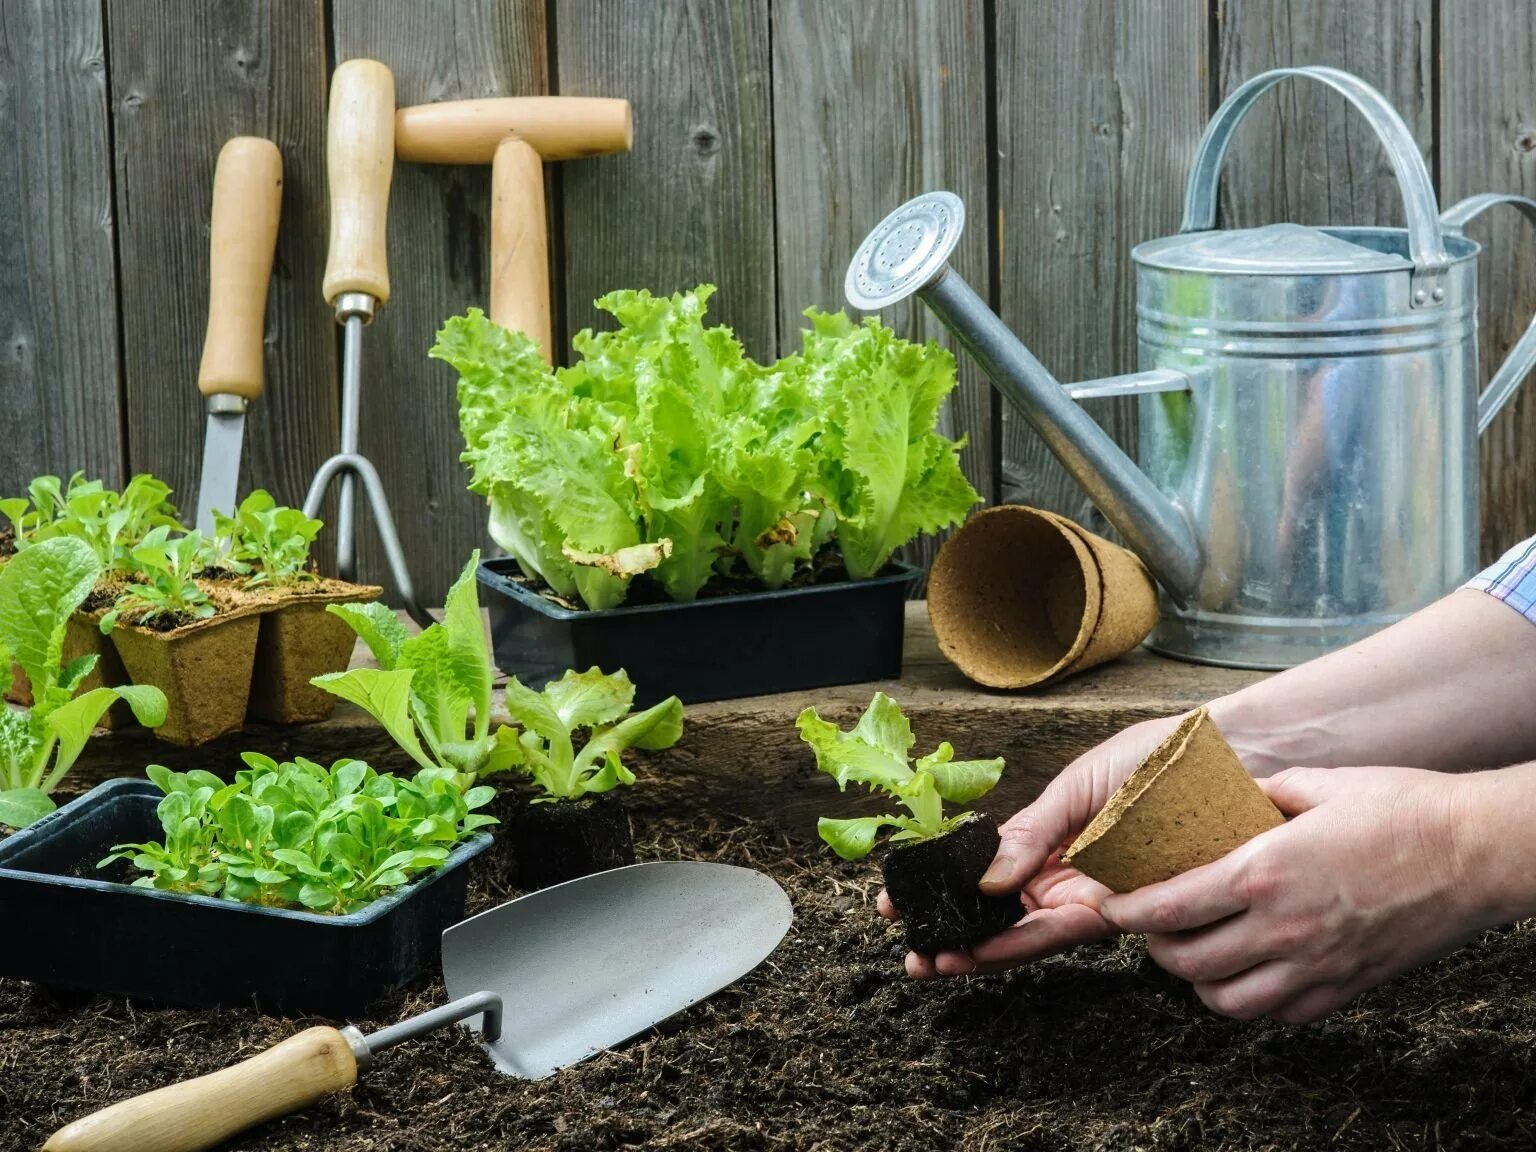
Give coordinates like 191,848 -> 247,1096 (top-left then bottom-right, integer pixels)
801,311 -> 980,579
798,692 -> 1003,861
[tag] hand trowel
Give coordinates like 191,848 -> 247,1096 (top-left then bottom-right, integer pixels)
192,136 -> 283,536
44,861 -> 793,1152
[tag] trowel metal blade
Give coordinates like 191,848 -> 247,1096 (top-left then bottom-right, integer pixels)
194,408 -> 246,535
441,861 -> 793,1080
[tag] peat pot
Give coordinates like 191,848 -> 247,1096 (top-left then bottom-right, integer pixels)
478,556 -> 921,706
847,66 -> 1536,669
0,780 -> 490,1016
246,581 -> 382,725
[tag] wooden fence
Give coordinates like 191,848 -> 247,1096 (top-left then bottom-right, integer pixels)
4,0 -> 1535,604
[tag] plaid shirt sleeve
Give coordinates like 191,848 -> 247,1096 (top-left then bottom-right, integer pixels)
1465,535 -> 1536,622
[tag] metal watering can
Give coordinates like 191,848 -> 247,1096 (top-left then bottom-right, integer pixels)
847,66 -> 1536,669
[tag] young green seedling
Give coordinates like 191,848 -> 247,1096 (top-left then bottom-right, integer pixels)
99,526 -> 216,632
798,691 -> 1004,860
211,489 -> 323,589
0,538 -> 167,827
102,755 -> 496,914
313,551 -> 521,790
503,667 -> 683,802
1,472 -> 180,572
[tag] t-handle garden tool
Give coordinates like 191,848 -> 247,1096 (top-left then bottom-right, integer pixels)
192,137 -> 282,535
44,862 -> 793,1152
303,58 -> 432,628
394,95 -> 633,360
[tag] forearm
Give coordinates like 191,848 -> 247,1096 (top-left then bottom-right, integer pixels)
1208,589 -> 1536,776
1457,760 -> 1536,926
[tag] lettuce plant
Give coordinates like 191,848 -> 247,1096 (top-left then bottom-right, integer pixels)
99,526 -> 215,632
503,668 -> 683,802
100,756 -> 496,914
313,551 -> 521,789
0,538 -> 167,826
1,472 -> 180,572
432,285 -> 978,611
211,489 -> 323,589
798,692 -> 1004,861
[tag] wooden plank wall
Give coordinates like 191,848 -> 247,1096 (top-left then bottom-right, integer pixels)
3,0 -> 1536,605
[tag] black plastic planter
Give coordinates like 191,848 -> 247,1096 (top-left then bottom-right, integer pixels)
478,557 -> 921,706
0,780 -> 491,1016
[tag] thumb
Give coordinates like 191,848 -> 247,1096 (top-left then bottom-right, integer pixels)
1256,766 -> 1335,817
982,774 -> 1088,893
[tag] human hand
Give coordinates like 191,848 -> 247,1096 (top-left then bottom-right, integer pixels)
1098,765 -> 1493,1023
879,714 -> 1185,978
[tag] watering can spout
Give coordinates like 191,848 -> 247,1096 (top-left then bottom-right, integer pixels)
846,192 -> 1203,600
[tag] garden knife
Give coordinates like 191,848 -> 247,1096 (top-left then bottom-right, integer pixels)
193,137 -> 283,536
43,861 -> 794,1152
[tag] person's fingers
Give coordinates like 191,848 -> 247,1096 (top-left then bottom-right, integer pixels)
905,950 -> 939,979
876,889 -> 896,919
1270,983 -> 1351,1025
982,790 -> 1080,894
1192,960 -> 1302,1021
966,903 -> 1115,968
1256,766 -> 1335,816
1099,856 -> 1250,935
934,949 -> 978,976
1145,918 -> 1278,985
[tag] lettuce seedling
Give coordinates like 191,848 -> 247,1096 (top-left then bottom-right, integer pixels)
503,667 -> 683,802
211,489 -> 323,589
99,526 -> 215,632
0,538 -> 167,827
313,551 -> 522,789
102,756 -> 496,914
1,472 -> 180,572
798,692 -> 1004,861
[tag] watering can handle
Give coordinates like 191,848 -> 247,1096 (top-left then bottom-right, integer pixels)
1441,194 -> 1536,434
1182,67 -> 1450,295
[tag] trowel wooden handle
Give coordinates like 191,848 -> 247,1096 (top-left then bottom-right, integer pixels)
323,58 -> 394,305
491,135 -> 552,362
396,96 -> 632,164
198,136 -> 282,400
43,1026 -> 358,1152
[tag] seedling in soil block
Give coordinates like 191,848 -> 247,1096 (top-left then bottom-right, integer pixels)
502,666 -> 684,889
0,538 -> 167,827
0,471 -> 180,572
798,692 -> 1018,953
210,489 -> 324,589
314,551 -> 522,788
100,755 -> 497,914
98,526 -> 216,632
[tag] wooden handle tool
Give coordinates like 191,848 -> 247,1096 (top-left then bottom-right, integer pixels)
491,135 -> 552,359
394,95 -> 632,163
43,1026 -> 358,1152
197,136 -> 282,401
323,58 -> 395,306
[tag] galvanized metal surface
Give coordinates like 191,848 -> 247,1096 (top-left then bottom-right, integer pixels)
441,861 -> 794,1080
848,66 -> 1536,669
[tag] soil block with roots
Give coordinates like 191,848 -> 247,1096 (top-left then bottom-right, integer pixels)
882,813 -> 1020,954
509,791 -> 636,890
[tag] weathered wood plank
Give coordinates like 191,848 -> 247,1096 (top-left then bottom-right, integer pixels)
995,1 -> 1209,536
331,0 -> 549,607
107,0 -> 336,539
556,0 -> 776,361
1439,1 -> 1536,560
771,0 -> 996,578
69,603 -> 1267,833
1216,0 -> 1434,231
0,0 -> 123,494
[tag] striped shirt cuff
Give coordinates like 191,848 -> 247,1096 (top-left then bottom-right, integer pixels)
1466,535 -> 1536,621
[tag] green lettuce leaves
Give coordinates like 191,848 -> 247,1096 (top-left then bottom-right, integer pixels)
312,551 -> 522,788
0,537 -> 168,827
503,667 -> 683,802
797,691 -> 1003,860
432,286 -> 979,610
